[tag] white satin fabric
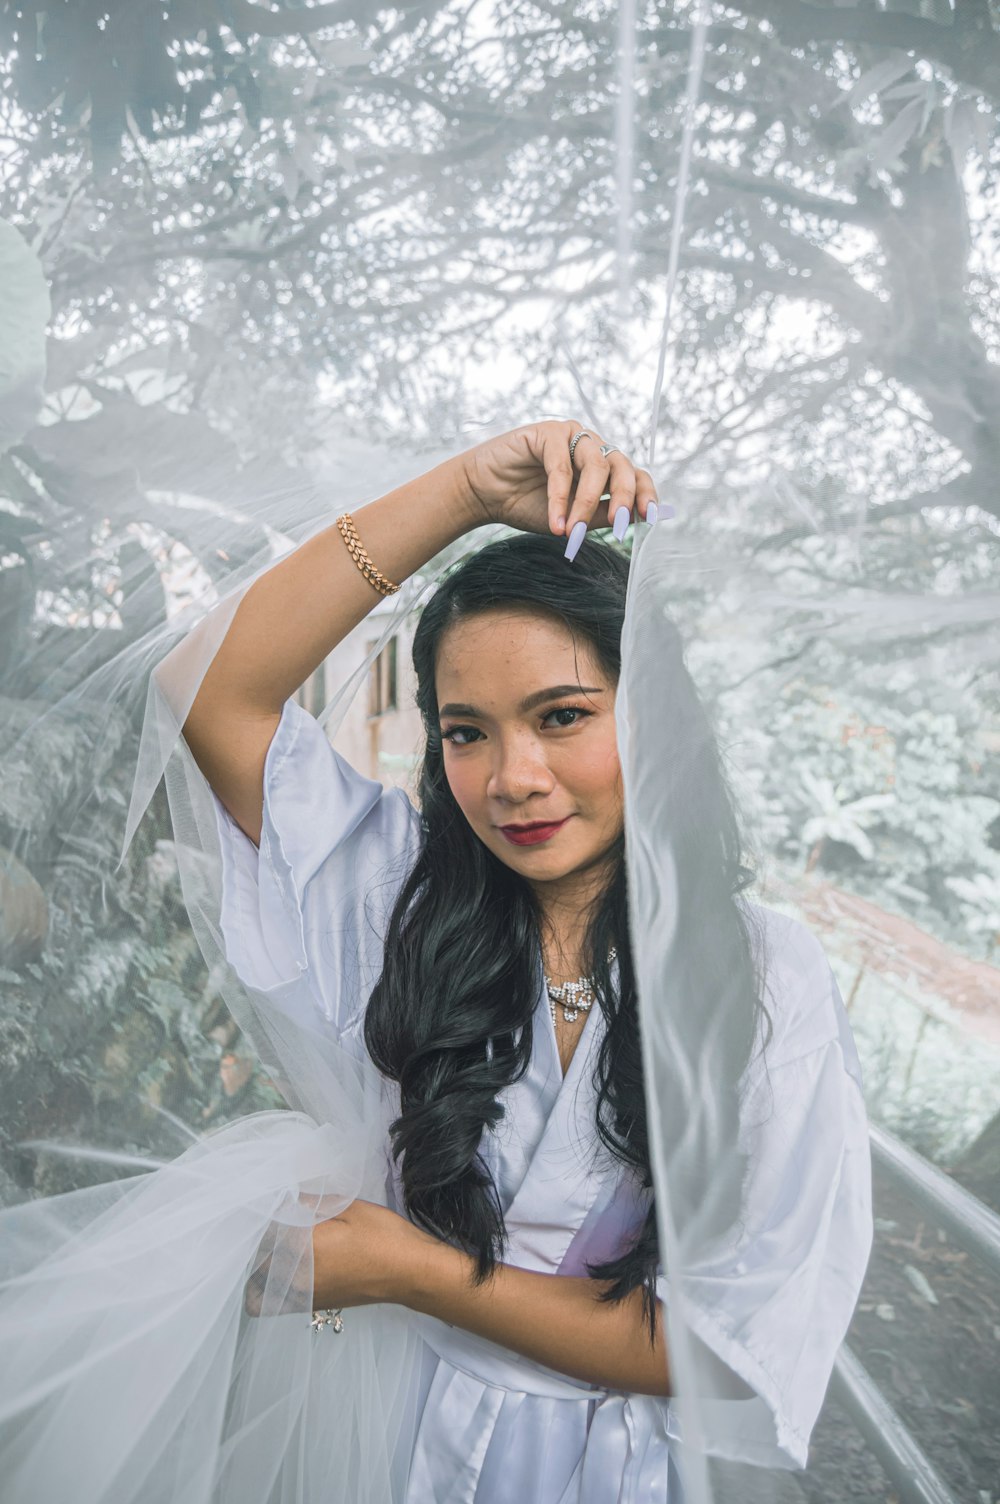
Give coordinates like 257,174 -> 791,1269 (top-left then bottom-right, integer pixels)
209,695 -> 873,1503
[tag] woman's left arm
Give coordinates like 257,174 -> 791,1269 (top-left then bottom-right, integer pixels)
310,1200 -> 671,1397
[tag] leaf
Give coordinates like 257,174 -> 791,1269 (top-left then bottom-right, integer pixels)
880,79 -> 942,137
903,1263 -> 939,1305
919,79 -> 938,136
841,826 -> 875,861
799,769 -> 837,809
880,81 -> 929,104
291,129 -> 321,184
278,152 -> 300,203
0,219 -> 52,452
869,97 -> 926,174
845,793 -> 896,814
850,54 -> 915,107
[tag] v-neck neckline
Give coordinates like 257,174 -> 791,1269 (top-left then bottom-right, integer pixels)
542,977 -> 599,1086
538,938 -> 616,1082
537,944 -> 619,1087
492,971 -> 611,1269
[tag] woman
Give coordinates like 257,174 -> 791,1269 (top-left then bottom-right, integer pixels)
181,419 -> 873,1501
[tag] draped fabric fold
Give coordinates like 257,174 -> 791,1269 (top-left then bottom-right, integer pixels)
0,1111 -> 424,1504
0,530 -> 431,1504
616,523 -> 874,1499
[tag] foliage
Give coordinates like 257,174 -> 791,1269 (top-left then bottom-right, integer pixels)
759,683 -> 999,956
0,712 -> 283,1205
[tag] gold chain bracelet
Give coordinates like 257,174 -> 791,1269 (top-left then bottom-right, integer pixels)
335,512 -> 401,597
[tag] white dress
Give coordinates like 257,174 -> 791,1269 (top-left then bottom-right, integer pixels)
210,697 -> 874,1504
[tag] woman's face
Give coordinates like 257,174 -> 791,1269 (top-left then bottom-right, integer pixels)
435,608 -> 623,899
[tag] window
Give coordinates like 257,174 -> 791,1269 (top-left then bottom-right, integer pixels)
367,636 -> 398,717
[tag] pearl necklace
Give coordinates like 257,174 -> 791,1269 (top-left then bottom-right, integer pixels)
544,946 -> 617,1026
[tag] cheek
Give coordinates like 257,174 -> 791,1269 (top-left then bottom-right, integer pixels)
567,737 -> 622,799
443,756 -> 485,818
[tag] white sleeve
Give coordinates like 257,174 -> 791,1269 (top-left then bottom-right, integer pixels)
656,915 -> 874,1471
209,697 -> 423,1037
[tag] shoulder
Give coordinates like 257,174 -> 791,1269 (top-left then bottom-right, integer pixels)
263,698 -> 423,885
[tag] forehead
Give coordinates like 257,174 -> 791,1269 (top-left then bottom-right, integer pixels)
435,608 -> 606,696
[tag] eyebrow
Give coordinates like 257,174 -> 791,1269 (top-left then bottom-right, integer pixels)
438,686 -> 606,719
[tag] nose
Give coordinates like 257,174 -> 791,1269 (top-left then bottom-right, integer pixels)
486,733 -> 556,806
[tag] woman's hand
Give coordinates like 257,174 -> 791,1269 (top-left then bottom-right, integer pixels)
310,1198 -> 434,1310
243,1199 -> 433,1318
461,420 -> 660,553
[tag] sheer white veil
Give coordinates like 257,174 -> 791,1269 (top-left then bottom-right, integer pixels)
15,3 -> 998,1494
0,490 -> 446,1504
0,472 -> 878,1504
0,112 -> 880,1494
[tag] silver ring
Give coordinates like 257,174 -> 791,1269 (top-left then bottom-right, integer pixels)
569,430 -> 594,465
599,443 -> 621,459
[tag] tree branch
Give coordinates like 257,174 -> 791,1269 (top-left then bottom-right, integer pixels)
222,1 -> 366,39
701,163 -> 880,229
727,0 -> 1000,104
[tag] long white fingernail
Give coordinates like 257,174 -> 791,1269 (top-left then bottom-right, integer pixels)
564,520 -> 587,562
613,506 -> 631,542
646,502 -> 659,526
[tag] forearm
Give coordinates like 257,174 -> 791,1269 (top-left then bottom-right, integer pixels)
189,450 -> 481,721
400,1234 -> 672,1398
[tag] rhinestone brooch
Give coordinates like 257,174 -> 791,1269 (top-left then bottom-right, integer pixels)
310,1307 -> 345,1333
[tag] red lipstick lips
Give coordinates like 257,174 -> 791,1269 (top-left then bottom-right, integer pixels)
499,817 -> 570,846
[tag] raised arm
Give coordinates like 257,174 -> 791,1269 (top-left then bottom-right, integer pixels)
180,421 -> 658,846
182,454 -> 481,846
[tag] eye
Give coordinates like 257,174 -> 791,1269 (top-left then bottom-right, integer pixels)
440,706 -> 593,746
441,724 -> 482,746
542,705 -> 593,729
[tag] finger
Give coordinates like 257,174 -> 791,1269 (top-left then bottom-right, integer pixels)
543,431 -> 575,536
604,452 -> 638,536
564,456 -> 611,551
563,431 -> 611,560
566,431 -> 609,521
634,467 -> 661,524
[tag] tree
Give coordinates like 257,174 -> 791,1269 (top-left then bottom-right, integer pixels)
3,0 -> 999,519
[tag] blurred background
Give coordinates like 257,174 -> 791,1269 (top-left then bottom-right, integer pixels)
0,2 -> 998,1498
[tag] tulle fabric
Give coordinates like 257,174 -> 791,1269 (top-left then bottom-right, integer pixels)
0,519 -> 439,1504
0,1114 -> 423,1504
617,523 -> 873,1499
651,928 -> 872,1472
0,503 -> 874,1504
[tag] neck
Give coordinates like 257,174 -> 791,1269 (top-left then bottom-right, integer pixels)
536,892 -> 606,982
535,898 -> 583,971
532,852 -> 614,966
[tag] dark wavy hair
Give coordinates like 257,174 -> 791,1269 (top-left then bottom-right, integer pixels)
363,532 -> 768,1340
